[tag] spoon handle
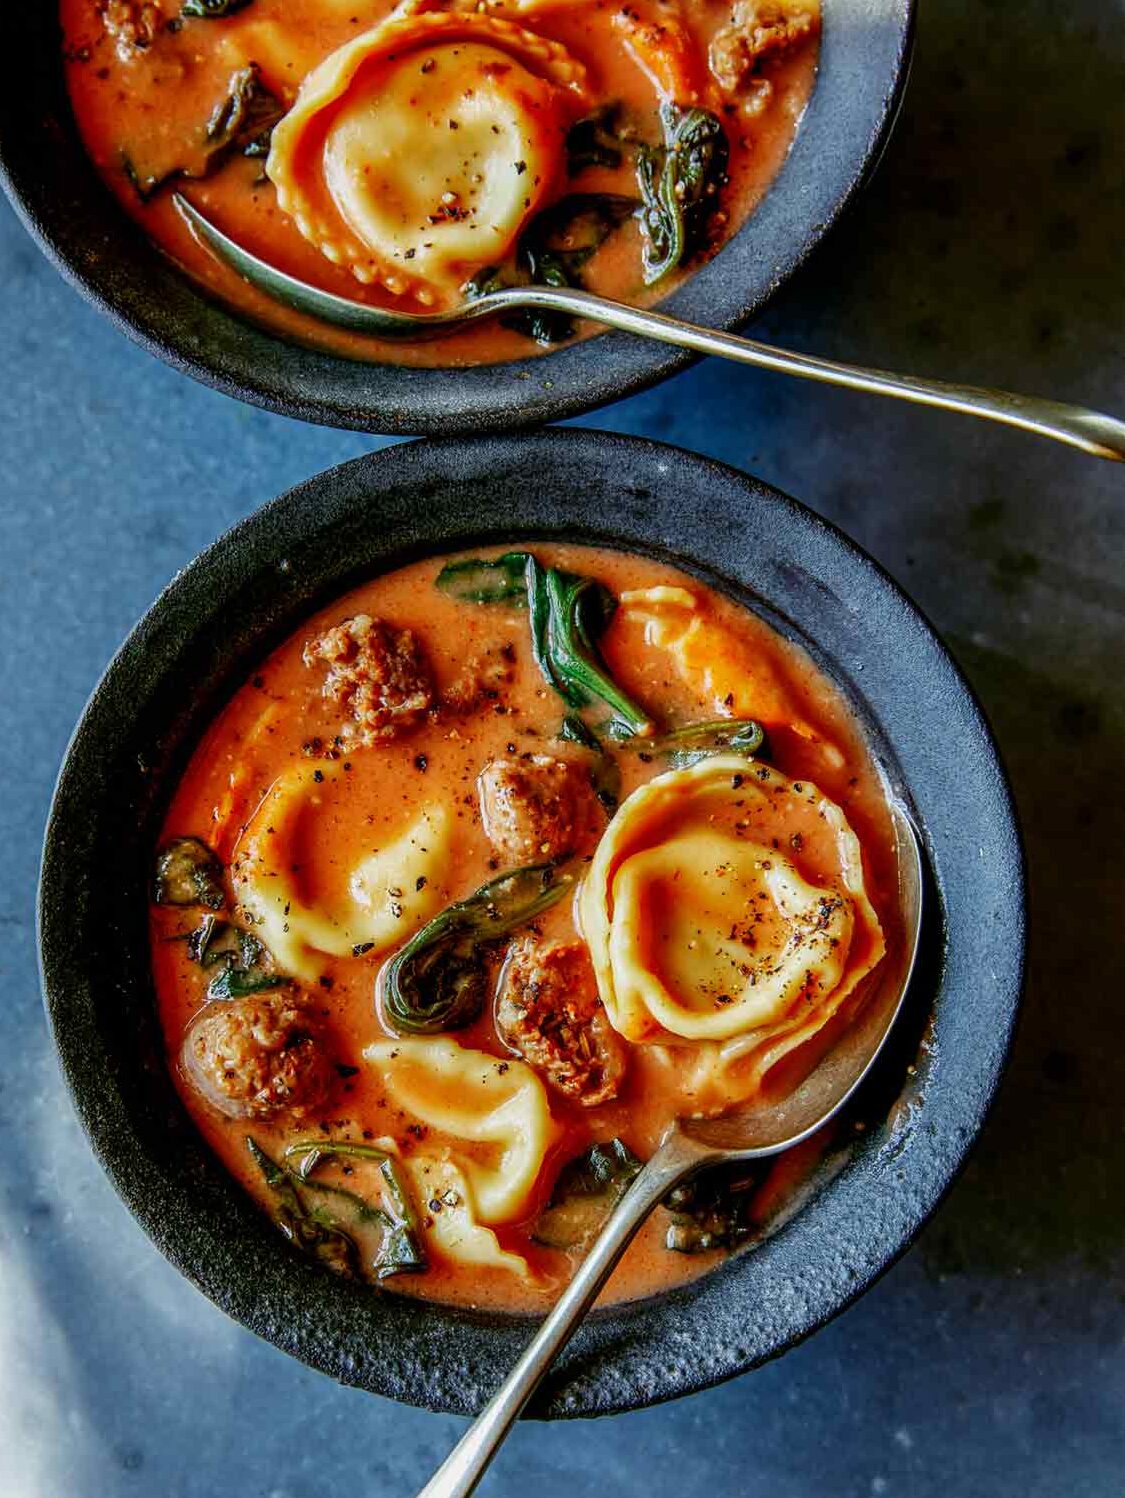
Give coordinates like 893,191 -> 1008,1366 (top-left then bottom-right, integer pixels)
514,288 -> 1125,462
173,197 -> 1125,459
415,1131 -> 711,1498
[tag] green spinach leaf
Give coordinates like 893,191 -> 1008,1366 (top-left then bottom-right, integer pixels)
559,714 -> 603,752
380,864 -> 576,1035
631,717 -> 767,768
435,552 -> 530,605
463,193 -> 636,345
207,965 -> 284,1000
285,1139 -> 426,1279
434,552 -> 651,736
533,1139 -> 641,1250
527,559 -> 651,737
250,1137 -> 427,1281
153,837 -> 225,909
566,105 -> 626,174
247,1137 -> 363,1277
636,104 -> 729,285
184,922 -> 286,1000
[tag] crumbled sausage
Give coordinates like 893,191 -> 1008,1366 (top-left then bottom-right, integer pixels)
99,0 -> 164,60
182,991 -> 335,1119
496,937 -> 626,1106
443,642 -> 517,713
304,615 -> 434,746
709,1 -> 820,98
477,754 -> 603,865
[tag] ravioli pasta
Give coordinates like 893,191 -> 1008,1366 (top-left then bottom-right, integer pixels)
233,762 -> 453,980
405,1156 -> 532,1279
364,1038 -> 558,1223
267,10 -> 589,301
580,755 -> 885,1107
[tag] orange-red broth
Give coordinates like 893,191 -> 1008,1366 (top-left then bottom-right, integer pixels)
151,544 -> 899,1312
60,0 -> 818,367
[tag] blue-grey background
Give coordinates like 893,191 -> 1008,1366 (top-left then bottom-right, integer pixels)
3,1 -> 1123,1493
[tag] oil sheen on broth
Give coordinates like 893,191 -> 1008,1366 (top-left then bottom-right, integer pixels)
61,0 -> 820,366
149,542 -> 900,1314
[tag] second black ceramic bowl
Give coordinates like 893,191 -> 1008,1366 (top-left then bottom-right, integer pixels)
1,2 -> 912,435
39,429 -> 1023,1415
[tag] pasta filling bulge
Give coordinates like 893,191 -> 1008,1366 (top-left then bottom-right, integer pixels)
266,11 -> 589,299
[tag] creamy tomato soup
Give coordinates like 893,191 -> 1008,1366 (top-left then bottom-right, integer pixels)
150,542 -> 900,1313
61,0 -> 820,366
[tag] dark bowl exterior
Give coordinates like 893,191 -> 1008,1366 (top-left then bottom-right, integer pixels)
1,3 -> 912,436
38,430 -> 1024,1416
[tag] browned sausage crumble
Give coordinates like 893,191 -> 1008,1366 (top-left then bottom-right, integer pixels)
304,614 -> 434,746
477,753 -> 604,865
182,991 -> 335,1119
709,1 -> 820,102
496,936 -> 626,1106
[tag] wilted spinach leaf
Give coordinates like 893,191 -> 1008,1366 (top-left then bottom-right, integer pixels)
533,1139 -> 642,1250
566,105 -> 626,175
249,1136 -> 427,1282
636,104 -> 729,284
153,837 -> 225,909
247,1137 -> 363,1278
435,552 -> 651,736
204,63 -> 285,162
185,922 -> 285,999
435,552 -> 530,605
463,193 -> 637,345
629,717 -> 768,768
284,1139 -> 426,1279
207,964 -> 284,1000
123,63 -> 282,200
381,864 -> 576,1035
663,1165 -> 764,1253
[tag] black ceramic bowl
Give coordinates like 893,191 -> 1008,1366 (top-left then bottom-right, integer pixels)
1,3 -> 912,436
39,430 -> 1023,1416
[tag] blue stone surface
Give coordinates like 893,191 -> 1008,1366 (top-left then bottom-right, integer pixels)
2,1 -> 1123,1493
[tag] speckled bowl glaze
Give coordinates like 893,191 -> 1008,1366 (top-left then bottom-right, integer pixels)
38,431 -> 1023,1416
1,3 -> 912,436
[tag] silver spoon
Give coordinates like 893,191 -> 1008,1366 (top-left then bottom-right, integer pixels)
175,195 -> 1125,461
415,801 -> 924,1498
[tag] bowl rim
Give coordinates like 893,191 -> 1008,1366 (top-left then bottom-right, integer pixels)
1,0 -> 914,435
37,428 -> 1025,1416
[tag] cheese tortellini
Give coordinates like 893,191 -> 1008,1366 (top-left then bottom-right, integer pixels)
233,761 -> 452,980
618,586 -> 814,738
266,9 -> 590,302
364,1038 -> 558,1224
579,756 -> 885,1108
405,1155 -> 532,1279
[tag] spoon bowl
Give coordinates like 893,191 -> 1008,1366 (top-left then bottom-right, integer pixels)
419,801 -> 924,1497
